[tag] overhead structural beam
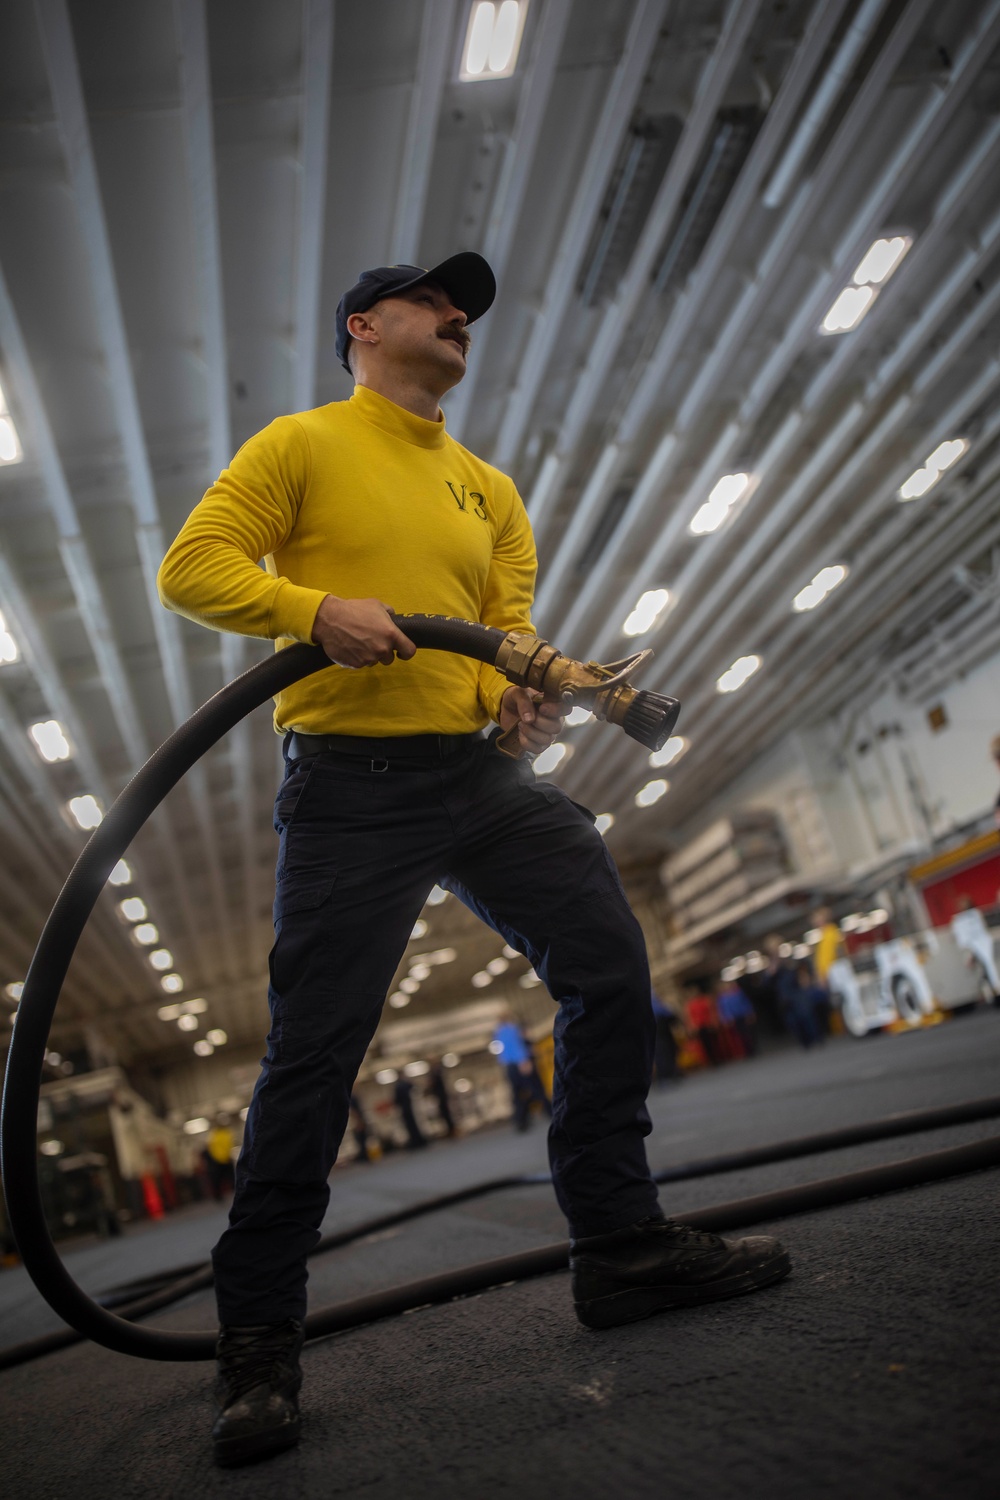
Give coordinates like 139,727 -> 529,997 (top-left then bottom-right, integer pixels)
35,0 -> 242,981
174,0 -> 231,476
35,0 -> 193,730
390,0 -> 459,265
445,0 -> 573,437
174,0 -> 265,970
491,0 -> 669,474
293,0 -> 334,413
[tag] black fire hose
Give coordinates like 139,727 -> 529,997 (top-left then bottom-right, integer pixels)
3,614 -> 1000,1367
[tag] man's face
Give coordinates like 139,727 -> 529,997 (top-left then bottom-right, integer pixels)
368,281 -> 471,383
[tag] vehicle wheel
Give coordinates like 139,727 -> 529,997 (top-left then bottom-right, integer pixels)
891,973 -> 925,1025
834,989 -> 868,1038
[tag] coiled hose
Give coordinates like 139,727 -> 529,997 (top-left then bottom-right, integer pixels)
3,614 -> 999,1366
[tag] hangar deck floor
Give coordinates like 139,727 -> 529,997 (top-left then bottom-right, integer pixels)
3,1009 -> 999,1499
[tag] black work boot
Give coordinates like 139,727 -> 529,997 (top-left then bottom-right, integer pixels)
570,1216 -> 791,1329
212,1318 -> 305,1467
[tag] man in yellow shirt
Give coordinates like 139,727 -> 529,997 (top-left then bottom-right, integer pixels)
159,253 -> 789,1468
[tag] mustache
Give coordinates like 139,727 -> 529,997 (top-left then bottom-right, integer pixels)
437,323 -> 471,355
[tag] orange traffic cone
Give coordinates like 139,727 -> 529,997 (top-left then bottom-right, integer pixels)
140,1172 -> 165,1220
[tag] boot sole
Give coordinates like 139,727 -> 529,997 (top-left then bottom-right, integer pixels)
213,1414 -> 301,1468
574,1247 -> 792,1330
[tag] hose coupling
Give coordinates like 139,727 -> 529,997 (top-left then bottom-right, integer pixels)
494,631 -> 680,758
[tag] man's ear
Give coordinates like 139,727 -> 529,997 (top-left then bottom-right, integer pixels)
346,310 -> 378,347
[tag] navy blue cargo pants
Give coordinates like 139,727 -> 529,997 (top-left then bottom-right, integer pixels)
212,730 -> 659,1324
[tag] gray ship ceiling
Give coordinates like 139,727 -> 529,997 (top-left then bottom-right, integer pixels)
2,0 -> 1000,1068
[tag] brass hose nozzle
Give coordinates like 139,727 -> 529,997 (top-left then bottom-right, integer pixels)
493,631 -> 680,759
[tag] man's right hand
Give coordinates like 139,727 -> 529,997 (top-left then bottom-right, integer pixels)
311,595 -> 416,668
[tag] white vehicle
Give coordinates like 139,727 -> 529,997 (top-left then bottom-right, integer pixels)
950,907 -> 1000,1000
827,929 -> 988,1037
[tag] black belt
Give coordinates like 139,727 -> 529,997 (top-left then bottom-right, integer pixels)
285,729 -> 486,764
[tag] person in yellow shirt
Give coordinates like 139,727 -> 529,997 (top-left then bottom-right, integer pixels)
204,1117 -> 235,1202
159,253 -> 789,1468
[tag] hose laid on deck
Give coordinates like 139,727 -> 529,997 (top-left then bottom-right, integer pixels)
3,615 -> 999,1368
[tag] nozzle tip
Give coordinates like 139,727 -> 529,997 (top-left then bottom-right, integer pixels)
622,691 -> 681,751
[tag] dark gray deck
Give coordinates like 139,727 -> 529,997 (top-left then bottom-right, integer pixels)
3,1009 -> 999,1498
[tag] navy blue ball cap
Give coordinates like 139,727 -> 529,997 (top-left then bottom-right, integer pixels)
335,251 -> 496,373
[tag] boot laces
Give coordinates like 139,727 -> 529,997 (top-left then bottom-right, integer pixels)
647,1217 -> 723,1253
217,1323 -> 299,1403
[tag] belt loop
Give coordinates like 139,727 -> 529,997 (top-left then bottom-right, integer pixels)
371,757 -> 389,773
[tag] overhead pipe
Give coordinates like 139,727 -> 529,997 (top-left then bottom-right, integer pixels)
762,0 -> 892,210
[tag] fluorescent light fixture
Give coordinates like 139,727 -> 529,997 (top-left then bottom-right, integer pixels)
0,613 -> 18,663
898,437 -> 968,500
853,235 -> 910,286
409,962 -> 432,981
388,991 -> 410,1008
820,235 -> 911,336
791,943 -> 812,960
635,778 -> 668,808
426,886 -> 449,906
486,956 -> 509,976
471,970 -> 493,988
182,997 -> 207,1013
29,720 -> 71,762
565,705 -> 594,726
411,917 -> 429,939
442,1052 -> 460,1067
821,284 -> 874,334
792,563 -> 848,612
623,588 -> 670,636
108,860 -> 132,886
460,1 -> 528,81
39,1138 -> 64,1156
417,947 -> 457,965
177,1013 -> 198,1032
716,655 -> 761,693
193,1039 -> 214,1056
375,1068 -> 398,1085
160,972 -> 184,993
689,473 -> 751,535
0,381 -> 23,465
68,794 -> 103,829
502,943 -> 520,959
519,969 -> 542,987
488,1038 -> 503,1054
157,1003 -> 182,1021
532,741 -> 570,776
404,1060 -> 430,1078
119,897 -> 147,922
454,1077 -> 472,1093
804,928 -> 823,944
399,976 -> 420,995
184,1116 -> 209,1133
649,734 -> 688,769
595,813 -> 614,835
206,1028 -> 227,1046
133,922 -> 159,946
5,981 -> 24,1001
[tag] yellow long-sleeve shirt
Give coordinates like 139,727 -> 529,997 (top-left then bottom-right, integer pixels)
157,384 -> 537,736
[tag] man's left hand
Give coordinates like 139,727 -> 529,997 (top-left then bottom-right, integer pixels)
500,687 -> 566,755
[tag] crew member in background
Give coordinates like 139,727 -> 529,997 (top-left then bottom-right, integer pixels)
492,1009 -> 551,1131
158,251 -> 790,1469
426,1057 -> 458,1138
204,1115 -> 236,1203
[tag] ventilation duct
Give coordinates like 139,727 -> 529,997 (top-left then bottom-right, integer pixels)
577,114 -> 684,308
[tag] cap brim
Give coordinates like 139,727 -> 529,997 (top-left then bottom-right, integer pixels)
392,252 -> 496,325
